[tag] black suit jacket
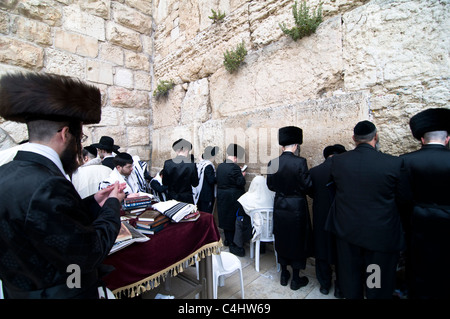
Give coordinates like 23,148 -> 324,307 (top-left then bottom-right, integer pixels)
329,143 -> 406,253
162,155 -> 199,204
309,157 -> 336,262
0,151 -> 121,298
400,144 -> 450,298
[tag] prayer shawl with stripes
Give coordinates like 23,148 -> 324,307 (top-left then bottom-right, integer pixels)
152,200 -> 197,222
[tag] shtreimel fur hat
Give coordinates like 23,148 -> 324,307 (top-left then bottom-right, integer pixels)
278,126 -> 303,146
0,72 -> 101,124
409,108 -> 450,140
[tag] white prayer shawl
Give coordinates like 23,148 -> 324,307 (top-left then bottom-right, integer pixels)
152,200 -> 197,222
0,143 -> 25,167
99,168 -> 139,195
192,159 -> 215,205
237,176 -> 275,242
72,164 -> 112,198
130,155 -> 148,193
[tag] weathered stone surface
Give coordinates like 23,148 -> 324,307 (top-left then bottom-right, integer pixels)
109,87 -> 149,109
86,59 -> 113,85
125,51 -> 151,71
54,29 -> 98,57
63,5 -> 105,40
17,0 -> 62,27
99,43 -> 124,65
0,37 -> 44,70
12,16 -> 52,46
112,2 -> 151,34
106,22 -> 142,51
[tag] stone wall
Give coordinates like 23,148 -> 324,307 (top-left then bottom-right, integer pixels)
0,0 -> 153,160
0,0 -> 448,177
151,0 -> 449,177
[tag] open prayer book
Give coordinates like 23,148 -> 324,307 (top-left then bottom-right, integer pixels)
151,200 -> 198,223
109,221 -> 149,255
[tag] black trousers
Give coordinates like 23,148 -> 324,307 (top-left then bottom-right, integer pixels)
315,258 -> 340,290
336,237 -> 399,299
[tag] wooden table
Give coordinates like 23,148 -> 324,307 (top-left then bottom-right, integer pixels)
103,212 -> 222,299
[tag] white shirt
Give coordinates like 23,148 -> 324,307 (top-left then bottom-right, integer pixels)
22,143 -> 70,180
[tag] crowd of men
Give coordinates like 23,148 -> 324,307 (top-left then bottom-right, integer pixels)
0,72 -> 448,300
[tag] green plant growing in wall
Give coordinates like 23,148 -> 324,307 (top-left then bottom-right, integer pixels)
153,79 -> 175,100
208,9 -> 226,23
279,0 -> 323,41
223,41 -> 247,74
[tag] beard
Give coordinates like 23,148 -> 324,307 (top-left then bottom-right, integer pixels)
61,135 -> 82,176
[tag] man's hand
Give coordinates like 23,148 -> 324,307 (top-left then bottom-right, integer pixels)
95,182 -> 127,207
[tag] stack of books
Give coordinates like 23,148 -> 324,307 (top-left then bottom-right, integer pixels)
122,195 -> 153,211
134,209 -> 171,235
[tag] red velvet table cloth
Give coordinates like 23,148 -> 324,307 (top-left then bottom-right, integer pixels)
103,212 -> 222,298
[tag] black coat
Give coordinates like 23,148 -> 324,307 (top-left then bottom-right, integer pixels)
216,160 -> 246,230
309,157 -> 336,263
328,143 -> 406,253
267,151 -> 313,262
101,156 -> 115,170
162,155 -> 199,204
0,151 -> 121,299
401,144 -> 450,298
198,164 -> 216,203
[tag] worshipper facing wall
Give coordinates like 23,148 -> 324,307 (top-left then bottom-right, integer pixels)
267,126 -> 313,291
162,138 -> 199,204
193,146 -> 218,214
309,144 -> 346,298
237,175 -> 275,252
327,120 -> 407,299
400,108 -> 450,299
150,170 -> 168,202
217,143 -> 247,257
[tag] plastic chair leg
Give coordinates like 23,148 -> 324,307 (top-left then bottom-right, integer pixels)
255,239 -> 260,272
239,267 -> 245,299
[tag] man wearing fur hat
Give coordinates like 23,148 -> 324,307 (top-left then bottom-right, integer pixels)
267,126 -> 313,290
401,108 -> 450,299
162,138 -> 199,204
328,120 -> 406,299
0,72 -> 126,298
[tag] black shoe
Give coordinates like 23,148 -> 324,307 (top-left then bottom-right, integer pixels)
334,286 -> 344,299
280,271 -> 290,286
290,276 -> 309,291
229,245 -> 245,257
320,286 -> 330,295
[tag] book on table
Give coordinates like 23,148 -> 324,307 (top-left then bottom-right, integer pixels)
109,221 -> 150,254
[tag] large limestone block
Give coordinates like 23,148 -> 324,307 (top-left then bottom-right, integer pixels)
343,0 -> 449,91
0,37 -> 44,70
180,78 -> 210,125
151,84 -> 185,129
63,5 -> 105,40
210,15 -> 343,118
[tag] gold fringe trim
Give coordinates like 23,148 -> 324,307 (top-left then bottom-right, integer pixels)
111,240 -> 223,299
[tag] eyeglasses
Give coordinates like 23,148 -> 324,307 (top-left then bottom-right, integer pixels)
57,128 -> 88,143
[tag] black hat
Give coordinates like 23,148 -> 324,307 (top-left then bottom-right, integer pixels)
172,138 -> 192,151
84,145 -> 97,157
278,126 -> 303,146
0,72 -> 101,124
409,108 -> 450,140
323,144 -> 346,159
354,120 -> 376,136
202,146 -> 219,159
226,143 -> 245,159
113,152 -> 133,167
91,136 -> 120,153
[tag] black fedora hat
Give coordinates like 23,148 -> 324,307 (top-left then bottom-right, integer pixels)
91,136 -> 120,152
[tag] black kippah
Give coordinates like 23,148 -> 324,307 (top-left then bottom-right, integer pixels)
354,120 -> 376,136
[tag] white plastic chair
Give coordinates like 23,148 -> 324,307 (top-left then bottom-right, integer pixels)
212,252 -> 244,299
249,208 -> 279,272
